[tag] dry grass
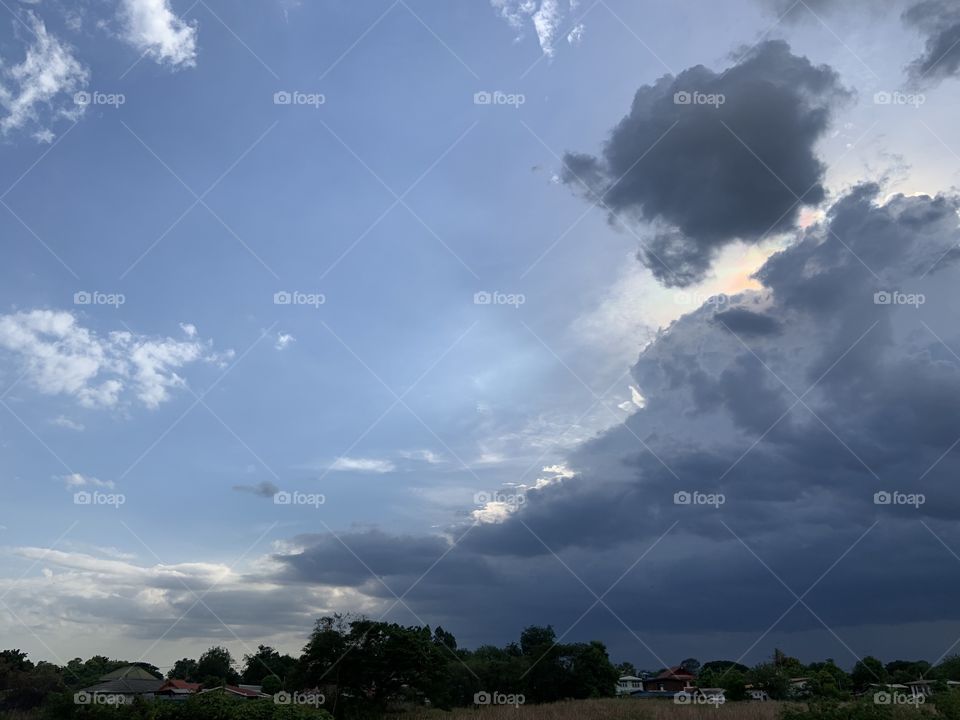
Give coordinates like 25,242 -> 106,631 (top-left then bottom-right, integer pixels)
391,698 -> 787,720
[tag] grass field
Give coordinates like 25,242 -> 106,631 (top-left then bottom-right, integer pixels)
392,698 -> 786,720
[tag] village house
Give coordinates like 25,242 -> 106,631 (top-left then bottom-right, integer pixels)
615,675 -> 644,695
155,678 -> 201,701
198,684 -> 270,700
643,666 -> 696,693
79,665 -> 165,702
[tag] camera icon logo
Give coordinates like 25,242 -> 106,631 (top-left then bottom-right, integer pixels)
274,91 -> 292,105
74,692 -> 91,705
874,692 -> 891,705
74,91 -> 92,106
474,691 -> 491,705
74,291 -> 92,305
874,491 -> 892,505
873,91 -> 892,105
274,291 -> 292,305
674,91 -> 692,105
274,491 -> 292,505
874,291 -> 892,305
474,291 -> 492,305
674,692 -> 691,704
74,491 -> 92,505
673,491 -> 691,505
274,691 -> 291,705
474,91 -> 492,105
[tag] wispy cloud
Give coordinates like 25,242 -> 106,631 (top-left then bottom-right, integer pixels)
0,12 -> 88,139
330,457 -> 396,473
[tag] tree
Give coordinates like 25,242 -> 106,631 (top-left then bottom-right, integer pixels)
851,656 -> 886,691
196,646 -> 239,686
616,661 -> 638,677
680,657 -> 701,675
562,641 -> 619,699
167,657 -> 198,681
241,645 -> 296,685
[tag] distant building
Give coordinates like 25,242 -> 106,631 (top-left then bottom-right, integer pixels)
616,675 -> 644,695
155,679 -> 201,701
198,684 -> 270,700
643,667 -> 696,693
79,665 -> 165,701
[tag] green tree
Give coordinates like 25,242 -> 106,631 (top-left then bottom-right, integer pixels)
167,657 -> 198,681
851,656 -> 886,691
561,641 -> 619,699
241,645 -> 296,685
196,646 -> 239,685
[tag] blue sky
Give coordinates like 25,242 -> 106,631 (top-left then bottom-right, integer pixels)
3,0 -> 960,672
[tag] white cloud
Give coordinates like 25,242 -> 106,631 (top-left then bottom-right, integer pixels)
0,13 -> 89,138
275,332 -> 295,351
399,449 -> 443,465
0,310 -> 227,410
490,0 -> 582,56
61,473 -> 115,489
179,322 -> 197,338
117,0 -> 198,69
51,415 -> 84,431
330,457 -> 396,473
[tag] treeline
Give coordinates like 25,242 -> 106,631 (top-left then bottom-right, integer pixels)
0,615 -> 620,718
6,619 -> 960,718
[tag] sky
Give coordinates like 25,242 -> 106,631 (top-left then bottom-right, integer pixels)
1,0 -> 960,675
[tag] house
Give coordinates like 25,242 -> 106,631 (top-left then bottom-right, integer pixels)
788,677 -> 811,697
198,684 -> 270,700
616,675 -> 645,695
905,680 -> 934,698
155,679 -> 201,701
747,687 -> 770,701
79,665 -> 165,702
643,667 -> 696,693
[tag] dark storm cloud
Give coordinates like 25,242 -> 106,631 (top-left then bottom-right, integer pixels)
562,41 -> 848,286
276,185 -> 960,657
903,0 -> 960,84
232,480 -> 280,497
